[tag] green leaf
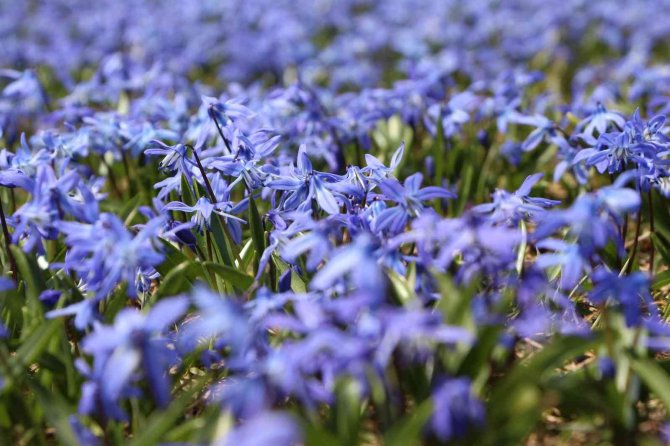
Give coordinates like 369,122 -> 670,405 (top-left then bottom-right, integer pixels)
27,381 -> 79,446
333,379 -> 365,446
10,319 -> 62,371
180,173 -> 196,206
104,286 -> 132,322
156,239 -> 193,277
631,358 -> 670,411
128,377 -> 207,446
120,194 -> 142,225
202,262 -> 253,291
484,335 -> 599,446
387,269 -> 415,306
304,425 -> 340,446
10,245 -> 47,303
271,256 -> 306,293
248,196 -> 266,264
154,261 -> 203,299
432,112 -> 445,184
456,162 -> 475,214
209,215 -> 236,267
652,269 -> 670,290
383,399 -> 433,446
651,233 -> 670,266
435,273 -> 476,328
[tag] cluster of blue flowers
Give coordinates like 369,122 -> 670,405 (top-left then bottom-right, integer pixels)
3,1 -> 670,445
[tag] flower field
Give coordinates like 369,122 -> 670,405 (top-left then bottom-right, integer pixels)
3,1 -> 670,444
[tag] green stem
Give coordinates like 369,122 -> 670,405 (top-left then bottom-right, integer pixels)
102,157 -> 123,198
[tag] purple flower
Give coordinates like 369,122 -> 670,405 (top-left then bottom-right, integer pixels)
590,269 -> 654,327
578,103 -> 625,137
220,411 -> 301,446
145,140 -> 195,180
310,234 -> 383,295
362,142 -> 405,183
515,114 -> 569,152
429,377 -> 484,441
164,196 -> 246,233
203,95 -> 254,126
178,285 -> 252,355
573,128 -> 641,175
9,164 -> 87,252
375,172 -> 455,234
267,145 -> 341,214
534,177 -> 639,258
535,239 -> 588,290
56,213 -> 166,303
78,296 -> 188,419
472,173 -> 559,224
39,289 -> 62,308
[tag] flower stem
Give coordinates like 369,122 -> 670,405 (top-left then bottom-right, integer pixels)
189,146 -> 243,265
208,109 -> 234,155
648,189 -> 655,276
624,207 -> 642,275
0,197 -> 17,281
191,147 -> 217,203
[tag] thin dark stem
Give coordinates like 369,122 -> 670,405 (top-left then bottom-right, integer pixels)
648,189 -> 656,276
190,146 -> 217,203
208,109 -> 234,155
625,207 -> 643,275
0,198 -> 17,281
188,145 -> 243,265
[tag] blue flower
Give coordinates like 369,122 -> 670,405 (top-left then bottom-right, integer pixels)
56,213 -> 166,303
589,269 -> 654,327
534,177 -> 639,258
204,130 -> 280,191
425,91 -> 478,138
9,164 -> 85,252
515,114 -> 569,152
178,285 -> 252,355
280,213 -> 338,271
145,140 -> 195,181
310,233 -> 383,295
203,95 -> 254,126
362,142 -> 405,183
78,296 -> 188,419
69,416 -> 100,446
429,377 -> 484,441
164,196 -> 246,233
578,103 -> 625,137
39,289 -> 62,308
267,145 -> 341,214
535,239 -> 589,290
472,173 -> 559,225
375,172 -> 455,234
221,411 -> 301,446
573,128 -> 643,175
